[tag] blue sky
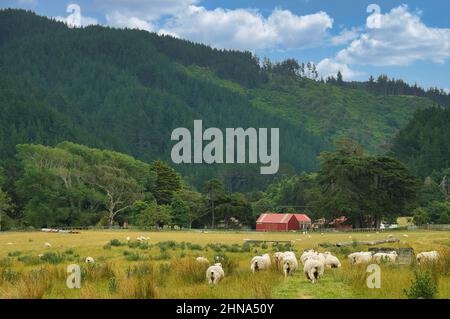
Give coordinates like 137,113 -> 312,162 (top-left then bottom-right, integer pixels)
2,0 -> 450,90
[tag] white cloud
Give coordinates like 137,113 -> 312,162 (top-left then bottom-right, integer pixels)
316,58 -> 361,80
331,27 -> 360,46
95,0 -> 199,21
54,3 -> 97,28
159,6 -> 333,50
336,5 -> 450,66
106,11 -> 155,31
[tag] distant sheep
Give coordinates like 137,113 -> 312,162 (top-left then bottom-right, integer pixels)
282,255 -> 298,277
126,236 -> 131,241
250,253 -> 271,273
303,259 -> 325,283
85,257 -> 95,263
44,242 -> 52,248
136,236 -> 150,242
416,251 -> 439,263
206,263 -> 224,284
196,257 -> 209,264
348,252 -> 373,265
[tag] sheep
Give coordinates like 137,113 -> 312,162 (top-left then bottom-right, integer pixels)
373,251 -> 398,264
416,251 -> 439,263
126,236 -> 131,242
206,263 -> 224,284
250,253 -> 271,273
321,252 -> 341,268
403,234 -> 409,238
348,252 -> 373,265
85,257 -> 95,263
38,253 -> 44,258
303,258 -> 325,283
301,250 -> 325,265
196,257 -> 210,264
44,242 -> 52,248
282,255 -> 298,277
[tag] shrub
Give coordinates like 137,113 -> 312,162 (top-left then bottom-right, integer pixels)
171,258 -> 207,284
40,252 -> 65,264
18,255 -> 41,266
7,251 -> 21,257
109,239 -> 123,247
404,271 -> 438,299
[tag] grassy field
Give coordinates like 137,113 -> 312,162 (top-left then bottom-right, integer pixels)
0,229 -> 449,299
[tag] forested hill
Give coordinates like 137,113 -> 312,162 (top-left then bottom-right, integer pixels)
0,9 -> 442,189
391,107 -> 450,177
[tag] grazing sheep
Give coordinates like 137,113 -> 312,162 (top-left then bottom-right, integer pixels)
136,236 -> 150,242
301,250 -> 325,265
250,253 -> 271,273
126,236 -> 131,241
348,252 -> 373,265
403,234 -> 409,238
321,252 -> 341,268
373,251 -> 397,264
206,263 -> 224,284
85,257 -> 95,263
44,242 -> 52,248
196,257 -> 209,264
282,255 -> 298,277
303,259 -> 325,283
38,254 -> 44,258
416,251 -> 439,263
7,242 -> 13,245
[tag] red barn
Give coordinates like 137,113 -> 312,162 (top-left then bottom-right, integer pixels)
293,214 -> 312,230
256,213 -> 299,232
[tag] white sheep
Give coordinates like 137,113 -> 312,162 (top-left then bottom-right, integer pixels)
126,236 -> 131,241
196,256 -> 210,264
44,242 -> 52,248
348,252 -> 373,265
321,252 -> 341,268
282,255 -> 298,277
416,251 -> 439,263
373,251 -> 397,264
300,249 -> 317,265
85,257 -> 95,263
250,253 -> 271,272
206,263 -> 225,284
303,258 -> 325,283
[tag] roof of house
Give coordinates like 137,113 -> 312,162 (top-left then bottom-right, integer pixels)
256,213 -> 295,224
293,214 -> 311,223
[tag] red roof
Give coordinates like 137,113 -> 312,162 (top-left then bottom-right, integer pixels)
256,213 -> 294,224
293,214 -> 311,223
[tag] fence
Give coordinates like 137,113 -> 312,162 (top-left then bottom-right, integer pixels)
408,224 -> 450,231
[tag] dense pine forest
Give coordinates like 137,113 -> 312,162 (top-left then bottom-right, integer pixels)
0,9 -> 449,230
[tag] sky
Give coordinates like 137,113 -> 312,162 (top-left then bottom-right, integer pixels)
2,0 -> 450,91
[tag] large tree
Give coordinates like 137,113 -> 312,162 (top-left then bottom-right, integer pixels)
317,140 -> 418,228
150,160 -> 182,205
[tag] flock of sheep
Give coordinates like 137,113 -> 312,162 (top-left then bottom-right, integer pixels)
197,248 -> 441,285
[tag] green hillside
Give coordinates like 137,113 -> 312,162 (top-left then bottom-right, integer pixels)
0,9 -> 440,189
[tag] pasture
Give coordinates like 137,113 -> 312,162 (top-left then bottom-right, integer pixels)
0,230 -> 449,299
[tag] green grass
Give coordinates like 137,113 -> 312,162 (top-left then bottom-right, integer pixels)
0,230 -> 448,299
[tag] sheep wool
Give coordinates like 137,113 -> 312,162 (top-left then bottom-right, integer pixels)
282,255 -> 298,277
250,253 -> 271,272
206,263 -> 225,284
85,257 -> 95,263
303,259 -> 325,283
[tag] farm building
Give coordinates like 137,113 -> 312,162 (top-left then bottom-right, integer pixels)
293,214 -> 312,230
256,213 -> 299,232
